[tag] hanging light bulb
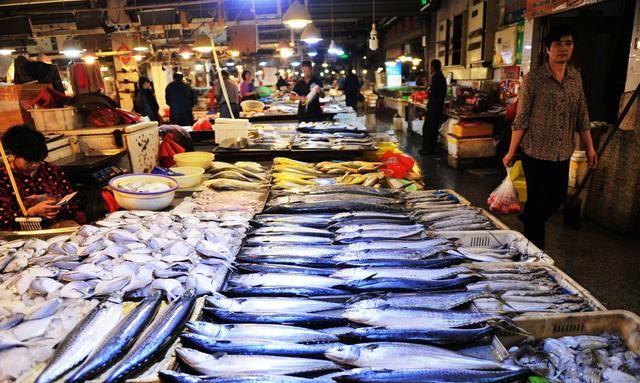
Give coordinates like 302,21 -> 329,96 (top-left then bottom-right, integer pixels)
193,33 -> 212,53
61,37 -> 83,58
307,51 -> 318,57
301,23 -> 322,44
132,33 -> 149,52
133,54 -> 144,61
282,0 -> 312,30
369,23 -> 378,51
259,61 -> 268,67
82,49 -> 97,64
291,61 -> 301,67
230,50 -> 240,57
179,44 -> 194,59
322,62 -> 329,68
328,40 -> 343,55
280,48 -> 294,59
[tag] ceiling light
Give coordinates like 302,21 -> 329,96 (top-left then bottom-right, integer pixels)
132,34 -> 149,52
179,44 -> 194,59
283,0 -> 312,30
291,61 -> 301,67
195,63 -> 204,71
328,40 -> 343,55
362,69 -> 368,74
308,51 -> 318,57
301,23 -> 322,44
294,71 -> 299,76
0,49 -> 14,56
193,33 -> 212,53
225,59 -> 235,67
363,56 -> 367,60
331,70 -> 336,75
412,66 -> 417,70
340,70 -> 346,74
322,62 -> 329,68
133,54 -> 144,61
320,72 -> 324,77
324,69 -> 329,73
259,61 -> 267,67
100,66 -> 109,72
280,48 -> 293,59
61,37 -> 83,58
376,67 -> 383,72
412,58 -> 422,66
82,50 -> 97,64
256,70 -> 263,75
369,23 -> 378,51
230,50 -> 240,57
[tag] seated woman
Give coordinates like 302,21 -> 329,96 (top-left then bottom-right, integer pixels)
0,125 -> 79,230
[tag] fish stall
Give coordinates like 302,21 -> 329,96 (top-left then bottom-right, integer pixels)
1,147 -> 639,383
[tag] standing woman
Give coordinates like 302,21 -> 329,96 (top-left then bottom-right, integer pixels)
133,76 -> 160,121
0,125 -> 79,230
503,25 -> 597,249
240,70 -> 258,101
217,70 -> 240,118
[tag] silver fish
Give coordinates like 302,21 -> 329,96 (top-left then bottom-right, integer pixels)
185,322 -> 339,343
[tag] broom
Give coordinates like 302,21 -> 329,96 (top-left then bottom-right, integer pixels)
0,139 -> 42,231
564,82 -> 640,228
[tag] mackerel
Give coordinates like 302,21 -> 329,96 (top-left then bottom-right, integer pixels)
335,229 -> 425,243
66,291 -> 163,382
332,266 -> 469,281
335,247 -> 454,261
228,272 -> 343,289
103,290 -> 197,383
180,333 -> 342,357
275,185 -> 399,198
206,294 -> 344,313
324,342 -> 506,370
176,348 -> 342,376
204,308 -> 347,326
335,223 -> 424,234
340,276 -> 478,292
252,225 -> 334,237
346,291 -> 494,310
263,201 -> 406,214
237,255 -> 341,267
185,322 -> 339,343
344,325 -> 496,345
335,257 -> 465,269
331,211 -> 411,222
159,370 -> 329,383
240,245 -> 344,258
35,295 -> 122,383
343,307 -> 503,328
346,239 -> 451,252
245,235 -> 334,247
330,367 -> 530,383
238,263 -> 338,276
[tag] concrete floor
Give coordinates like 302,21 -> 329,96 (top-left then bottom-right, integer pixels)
372,112 -> 640,314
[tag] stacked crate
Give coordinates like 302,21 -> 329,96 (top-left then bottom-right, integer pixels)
446,120 -> 495,168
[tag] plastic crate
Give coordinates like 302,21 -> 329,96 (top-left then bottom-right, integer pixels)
435,230 -> 553,264
214,118 -> 250,144
28,107 -> 77,131
447,133 -> 496,158
450,121 -> 493,138
495,310 -> 640,359
465,262 -> 606,311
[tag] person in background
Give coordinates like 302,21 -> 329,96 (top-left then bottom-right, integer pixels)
276,73 -> 289,90
503,25 -> 597,250
217,70 -> 240,118
133,76 -> 160,121
240,70 -> 258,101
0,125 -> 79,230
344,68 -> 361,110
165,72 -> 196,126
421,59 -> 447,156
291,60 -> 324,122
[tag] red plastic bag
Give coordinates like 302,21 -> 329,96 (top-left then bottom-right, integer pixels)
158,133 -> 186,168
192,117 -> 213,131
380,152 -> 415,179
488,168 -> 521,214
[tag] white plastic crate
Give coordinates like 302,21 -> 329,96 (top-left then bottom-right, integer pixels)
446,133 -> 496,158
28,107 -> 78,131
214,118 -> 250,144
434,230 -> 554,264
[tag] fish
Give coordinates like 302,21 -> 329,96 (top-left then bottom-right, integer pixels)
176,348 -> 342,376
180,333 -> 343,357
206,178 -> 267,191
343,307 -> 504,329
252,215 -> 332,229
346,291 -> 494,311
334,229 -> 425,244
203,308 -> 347,326
158,370 -> 328,383
66,291 -> 163,382
276,185 -> 399,198
334,223 -> 425,234
0,333 -> 27,351
185,322 -> 340,343
339,275 -> 479,292
210,170 -> 265,183
206,294 -> 344,313
335,257 -> 465,269
252,225 -> 334,237
103,290 -> 197,383
237,255 -> 341,268
34,295 -> 123,383
240,245 -> 344,258
263,201 -> 406,214
343,325 -> 496,345
332,266 -> 470,281
237,263 -> 338,276
228,272 -> 343,289
0,314 -> 24,330
324,342 -> 507,370
223,286 -> 349,297
329,367 -> 530,383
244,235 -> 334,247
345,238 -> 452,252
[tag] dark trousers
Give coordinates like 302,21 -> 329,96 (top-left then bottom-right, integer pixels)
521,153 -> 570,250
220,102 -> 240,119
422,108 -> 443,152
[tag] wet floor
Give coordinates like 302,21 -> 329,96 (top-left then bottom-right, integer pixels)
371,111 -> 640,314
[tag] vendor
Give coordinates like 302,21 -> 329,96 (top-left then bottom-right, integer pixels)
0,125 -> 79,230
291,61 -> 324,122
240,70 -> 258,101
217,70 -> 240,118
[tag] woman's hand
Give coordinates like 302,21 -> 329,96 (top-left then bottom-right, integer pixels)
503,151 -> 516,168
27,200 -> 60,219
586,147 -> 598,168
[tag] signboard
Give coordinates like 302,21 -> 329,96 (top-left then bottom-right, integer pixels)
386,61 -> 402,87
525,0 -> 585,19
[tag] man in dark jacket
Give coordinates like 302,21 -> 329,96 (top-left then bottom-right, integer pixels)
343,69 -> 360,110
165,73 -> 196,126
421,59 -> 447,155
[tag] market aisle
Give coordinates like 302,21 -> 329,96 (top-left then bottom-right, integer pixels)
369,111 -> 640,314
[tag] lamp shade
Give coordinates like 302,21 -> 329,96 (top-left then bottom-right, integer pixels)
369,23 -> 378,51
328,40 -> 343,56
61,37 -> 83,57
179,44 -> 194,59
283,0 -> 312,29
132,34 -> 149,52
301,23 -> 322,44
193,33 -> 212,53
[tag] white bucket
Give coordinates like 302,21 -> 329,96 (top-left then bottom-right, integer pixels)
569,150 -> 588,188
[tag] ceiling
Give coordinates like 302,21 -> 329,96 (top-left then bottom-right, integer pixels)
0,0 -> 427,53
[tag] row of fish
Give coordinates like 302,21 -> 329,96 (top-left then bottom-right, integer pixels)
508,334 -> 640,382
205,161 -> 269,192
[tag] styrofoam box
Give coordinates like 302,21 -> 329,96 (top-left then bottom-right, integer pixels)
214,118 -> 250,144
28,107 -> 78,131
447,133 -> 496,158
434,230 -> 554,264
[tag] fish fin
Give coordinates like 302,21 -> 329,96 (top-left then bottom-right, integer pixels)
212,352 -> 226,360
362,273 -> 378,281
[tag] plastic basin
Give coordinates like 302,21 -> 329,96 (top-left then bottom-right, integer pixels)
109,174 -> 178,211
169,166 -> 205,188
173,152 -> 215,170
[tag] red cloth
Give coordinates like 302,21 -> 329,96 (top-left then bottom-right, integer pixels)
158,133 -> 186,168
21,87 -> 72,110
192,118 -> 213,131
101,189 -> 120,213
380,152 -> 415,179
70,63 -> 105,95
0,163 -> 78,230
505,99 -> 518,123
87,108 -> 122,127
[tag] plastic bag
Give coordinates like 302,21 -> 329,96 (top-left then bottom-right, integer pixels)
380,151 -> 415,179
488,168 -> 522,214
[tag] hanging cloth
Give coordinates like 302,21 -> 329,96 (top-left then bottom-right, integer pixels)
158,133 -> 186,168
70,63 -> 105,95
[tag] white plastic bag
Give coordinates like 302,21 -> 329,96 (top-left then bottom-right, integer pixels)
487,168 -> 522,214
